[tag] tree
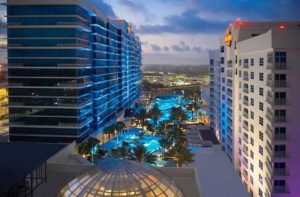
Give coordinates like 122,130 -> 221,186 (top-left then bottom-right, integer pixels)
170,107 -> 187,126
118,144 -> 129,159
132,144 -> 157,164
148,103 -> 162,125
78,137 -> 100,156
186,101 -> 200,120
167,143 -> 194,167
116,121 -> 126,134
103,125 -> 116,140
134,106 -> 148,129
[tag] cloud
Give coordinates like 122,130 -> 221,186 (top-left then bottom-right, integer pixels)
171,41 -> 190,52
118,0 -> 153,21
138,9 -> 227,34
95,0 -> 117,18
163,46 -> 169,52
149,44 -> 162,52
192,46 -> 202,53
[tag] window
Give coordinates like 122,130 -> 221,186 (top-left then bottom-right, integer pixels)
259,58 -> 264,66
274,180 -> 286,191
250,58 -> 254,66
250,150 -> 254,159
221,57 -> 224,64
250,176 -> 253,185
258,188 -> 263,197
250,85 -> 254,93
250,137 -> 254,146
220,46 -> 225,53
259,88 -> 264,96
259,73 -> 264,81
250,98 -> 254,106
259,117 -> 264,126
259,146 -> 264,156
275,52 -> 286,64
250,72 -> 254,79
259,174 -> 263,185
250,124 -> 254,132
221,67 -> 224,72
259,102 -> 264,111
250,163 -> 254,172
259,131 -> 263,141
250,111 -> 254,119
239,59 -> 242,66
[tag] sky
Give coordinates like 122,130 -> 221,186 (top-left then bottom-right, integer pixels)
0,0 -> 299,65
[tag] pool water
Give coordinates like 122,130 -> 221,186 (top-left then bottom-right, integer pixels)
102,128 -> 163,153
150,94 -> 205,123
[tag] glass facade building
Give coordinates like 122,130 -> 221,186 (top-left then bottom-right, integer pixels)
6,1 -> 142,143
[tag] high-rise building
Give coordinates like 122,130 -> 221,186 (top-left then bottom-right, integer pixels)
209,50 -> 221,141
6,0 -> 142,143
210,21 -> 300,197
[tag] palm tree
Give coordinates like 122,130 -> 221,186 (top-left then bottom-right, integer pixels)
167,143 -> 194,167
78,137 -> 100,162
103,125 -> 116,140
116,121 -> 126,134
132,144 -> 157,164
186,101 -> 200,120
118,144 -> 129,159
170,106 -> 187,126
148,103 -> 162,125
134,107 -> 148,129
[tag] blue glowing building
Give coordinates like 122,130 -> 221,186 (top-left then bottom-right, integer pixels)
6,0 -> 142,143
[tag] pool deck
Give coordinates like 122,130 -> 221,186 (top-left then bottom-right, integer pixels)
187,145 -> 249,197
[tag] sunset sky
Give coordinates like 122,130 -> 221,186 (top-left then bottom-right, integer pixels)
0,0 -> 299,65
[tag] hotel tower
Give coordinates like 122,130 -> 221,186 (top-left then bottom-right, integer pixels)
6,0 -> 142,143
209,21 -> 300,197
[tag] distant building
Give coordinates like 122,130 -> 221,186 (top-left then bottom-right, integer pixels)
210,21 -> 300,197
6,0 -> 142,143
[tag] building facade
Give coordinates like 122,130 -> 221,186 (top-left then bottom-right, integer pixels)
6,0 -> 142,143
210,21 -> 300,197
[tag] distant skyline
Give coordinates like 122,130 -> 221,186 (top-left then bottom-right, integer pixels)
1,0 -> 300,65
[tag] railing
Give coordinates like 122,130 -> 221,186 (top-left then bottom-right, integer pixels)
274,98 -> 287,105
243,134 -> 249,143
273,186 -> 289,193
243,87 -> 249,94
243,62 -> 249,68
243,112 -> 249,119
274,151 -> 287,158
243,76 -> 249,81
243,100 -> 249,106
274,116 -> 287,123
274,133 -> 287,141
274,168 -> 288,176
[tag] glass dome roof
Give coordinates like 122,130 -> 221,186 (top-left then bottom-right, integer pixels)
58,159 -> 184,197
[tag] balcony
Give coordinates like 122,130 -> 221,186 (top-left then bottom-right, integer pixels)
274,116 -> 287,123
243,62 -> 249,68
242,157 -> 248,168
274,133 -> 287,141
243,134 -> 249,143
267,80 -> 287,88
243,87 -> 249,94
242,145 -> 249,156
267,62 -> 287,70
274,151 -> 287,158
273,186 -> 289,193
243,111 -> 249,119
243,76 -> 249,81
274,168 -> 288,176
227,71 -> 233,78
243,100 -> 249,106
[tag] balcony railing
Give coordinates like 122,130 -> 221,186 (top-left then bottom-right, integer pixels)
243,100 -> 249,106
273,186 -> 289,193
274,151 -> 287,158
274,116 -> 287,123
243,111 -> 249,119
243,63 -> 249,68
274,168 -> 288,176
243,87 -> 249,94
243,124 -> 249,132
274,133 -> 287,141
243,76 -> 249,81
